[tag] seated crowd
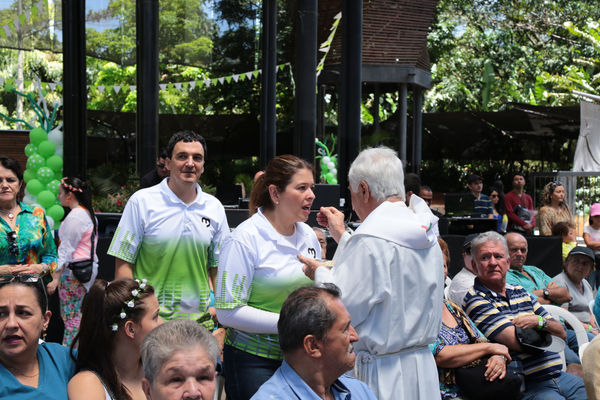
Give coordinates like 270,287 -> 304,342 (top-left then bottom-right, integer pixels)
4,136 -> 600,400
3,233 -> 599,400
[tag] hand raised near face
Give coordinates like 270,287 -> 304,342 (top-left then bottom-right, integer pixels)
317,207 -> 345,243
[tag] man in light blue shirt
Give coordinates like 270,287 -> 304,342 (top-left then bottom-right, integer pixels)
251,284 -> 377,400
505,232 -> 570,304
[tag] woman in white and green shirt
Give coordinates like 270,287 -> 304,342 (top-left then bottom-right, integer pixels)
216,155 -> 321,400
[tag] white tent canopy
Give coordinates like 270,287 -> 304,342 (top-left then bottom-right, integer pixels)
573,100 -> 600,171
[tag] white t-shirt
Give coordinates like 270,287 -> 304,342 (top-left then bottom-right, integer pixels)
584,225 -> 600,255
447,267 -> 477,307
553,271 -> 594,324
108,179 -> 230,327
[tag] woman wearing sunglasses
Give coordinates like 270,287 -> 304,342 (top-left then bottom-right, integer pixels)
538,181 -> 573,236
0,156 -> 57,282
0,274 -> 76,398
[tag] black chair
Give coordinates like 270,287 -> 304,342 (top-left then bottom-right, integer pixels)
441,234 -> 468,279
525,235 -> 563,278
216,184 -> 243,206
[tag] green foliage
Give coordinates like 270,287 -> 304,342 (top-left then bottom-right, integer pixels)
86,0 -> 215,67
0,49 -> 62,129
574,176 -> 600,217
537,20 -> 600,104
87,60 -> 137,112
427,0 -> 600,112
0,0 -> 60,52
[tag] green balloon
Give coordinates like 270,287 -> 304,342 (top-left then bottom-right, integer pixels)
29,128 -> 48,145
37,190 -> 55,209
37,140 -> 55,158
47,204 -> 65,222
26,154 -> 45,170
27,179 -> 44,195
331,178 -> 338,184
37,166 -> 54,184
24,144 -> 38,156
46,155 -> 63,172
46,179 -> 61,195
23,169 -> 36,183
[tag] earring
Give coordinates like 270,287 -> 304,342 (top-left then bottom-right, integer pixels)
42,330 -> 47,341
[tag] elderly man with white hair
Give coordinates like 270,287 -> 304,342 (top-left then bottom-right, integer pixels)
299,147 -> 444,400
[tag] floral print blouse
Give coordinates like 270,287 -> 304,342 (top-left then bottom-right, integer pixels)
429,300 -> 487,399
0,202 -> 58,272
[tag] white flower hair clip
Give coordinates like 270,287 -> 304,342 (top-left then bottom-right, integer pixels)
136,278 -> 148,290
109,279 -> 151,333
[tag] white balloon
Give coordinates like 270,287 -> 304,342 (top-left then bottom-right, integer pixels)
48,127 -> 63,145
23,194 -> 35,204
55,145 -> 64,157
46,216 -> 55,230
331,168 -> 337,175
322,156 -> 330,164
327,162 -> 335,169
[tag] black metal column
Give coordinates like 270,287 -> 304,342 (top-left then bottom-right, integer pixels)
62,0 -> 86,178
412,86 -> 423,173
338,0 -> 362,207
260,0 -> 277,168
317,84 -> 326,138
136,0 -> 159,179
398,83 -> 407,165
294,0 -> 317,162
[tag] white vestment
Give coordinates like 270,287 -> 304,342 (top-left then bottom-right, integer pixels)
316,197 -> 444,400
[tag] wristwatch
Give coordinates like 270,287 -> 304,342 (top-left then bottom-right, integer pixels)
543,288 -> 550,299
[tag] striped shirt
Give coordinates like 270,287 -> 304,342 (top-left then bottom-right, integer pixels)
473,193 -> 493,217
464,278 -> 562,382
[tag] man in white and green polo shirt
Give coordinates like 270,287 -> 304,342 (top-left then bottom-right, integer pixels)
108,131 -> 230,330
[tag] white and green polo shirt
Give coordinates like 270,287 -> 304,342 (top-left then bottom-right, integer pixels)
216,209 -> 321,360
108,179 -> 229,329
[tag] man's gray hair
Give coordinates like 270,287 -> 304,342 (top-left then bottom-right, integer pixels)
348,147 -> 405,202
141,319 -> 219,384
471,231 -> 508,258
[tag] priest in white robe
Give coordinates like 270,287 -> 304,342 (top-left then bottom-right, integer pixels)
299,147 -> 444,400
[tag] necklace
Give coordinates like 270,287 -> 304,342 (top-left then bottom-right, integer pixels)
11,365 -> 39,378
0,206 -> 17,221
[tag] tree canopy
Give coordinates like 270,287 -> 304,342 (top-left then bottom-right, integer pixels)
426,0 -> 600,112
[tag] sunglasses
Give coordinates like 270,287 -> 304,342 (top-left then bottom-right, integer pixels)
0,273 -> 48,310
6,231 -> 18,258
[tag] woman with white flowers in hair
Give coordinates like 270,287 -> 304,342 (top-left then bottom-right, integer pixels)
67,279 -> 163,400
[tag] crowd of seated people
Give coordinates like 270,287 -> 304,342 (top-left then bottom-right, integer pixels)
6,137 -> 600,400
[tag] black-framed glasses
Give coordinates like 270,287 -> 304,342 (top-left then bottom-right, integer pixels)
0,274 -> 48,310
6,231 -> 18,257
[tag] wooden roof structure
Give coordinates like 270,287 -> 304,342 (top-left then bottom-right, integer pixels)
318,0 -> 438,89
